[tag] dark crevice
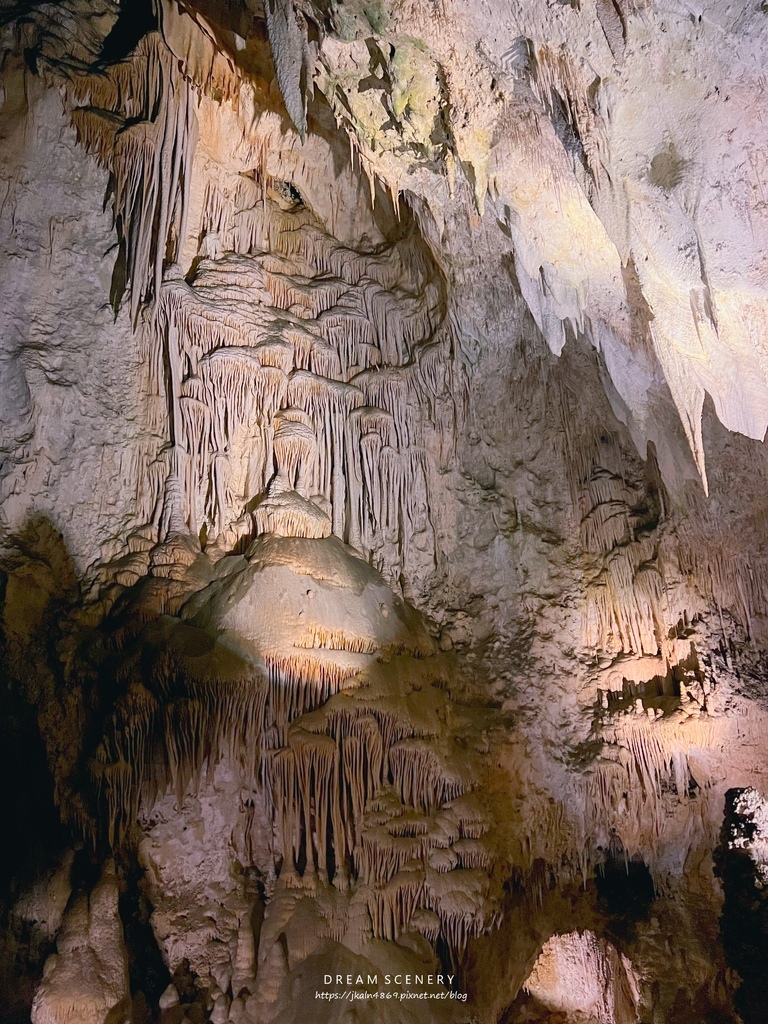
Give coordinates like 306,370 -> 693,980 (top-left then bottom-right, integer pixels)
99,0 -> 156,65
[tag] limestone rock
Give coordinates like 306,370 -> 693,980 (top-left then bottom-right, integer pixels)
1,2 -> 768,1022
30,863 -> 130,1024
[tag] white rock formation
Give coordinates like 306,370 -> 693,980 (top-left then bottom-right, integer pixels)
524,931 -> 641,1024
1,1 -> 768,1022
30,862 -> 130,1024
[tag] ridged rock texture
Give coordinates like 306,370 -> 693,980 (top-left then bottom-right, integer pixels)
1,1 -> 768,1023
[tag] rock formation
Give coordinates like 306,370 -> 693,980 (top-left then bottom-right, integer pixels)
2,1 -> 768,1022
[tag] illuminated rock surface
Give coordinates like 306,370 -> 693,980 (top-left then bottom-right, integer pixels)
1,1 -> 768,1022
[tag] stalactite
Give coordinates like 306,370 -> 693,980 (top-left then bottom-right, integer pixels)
68,32 -> 198,322
675,527 -> 768,643
278,729 -> 337,875
559,382 -> 666,657
254,340 -> 295,375
316,303 -> 377,379
389,739 -> 466,814
294,627 -> 377,655
410,907 -> 441,942
354,368 -> 419,448
83,567 -> 496,955
530,43 -> 608,188
264,653 -> 362,735
284,371 -> 363,536
273,416 -> 318,491
367,867 -> 427,941
422,867 -> 495,956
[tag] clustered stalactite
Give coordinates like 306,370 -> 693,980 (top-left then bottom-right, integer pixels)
558,377 -> 665,659
21,13 -> 456,642
51,9 -> 455,586
501,354 -> 768,893
67,31 -> 197,324
674,515 -> 768,647
7,3 -> 768,1021
154,187 -> 447,583
76,565 -> 500,965
22,16 -> 501,1005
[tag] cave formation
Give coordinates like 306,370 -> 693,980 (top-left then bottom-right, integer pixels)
2,1 -> 768,1022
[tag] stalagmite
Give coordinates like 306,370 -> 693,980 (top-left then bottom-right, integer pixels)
31,863 -> 130,1024
253,484 -> 331,540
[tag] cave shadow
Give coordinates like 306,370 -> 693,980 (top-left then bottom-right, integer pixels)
467,849 -> 739,1024
715,788 -> 768,1024
0,514 -> 79,896
0,513 -> 176,1020
0,514 -> 81,1018
98,0 -> 156,65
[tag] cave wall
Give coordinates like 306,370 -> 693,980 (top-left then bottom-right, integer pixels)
2,2 -> 768,1023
